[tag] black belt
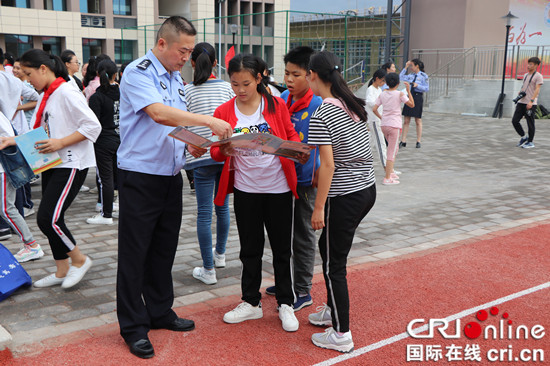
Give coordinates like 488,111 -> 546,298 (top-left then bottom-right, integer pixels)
411,91 -> 423,96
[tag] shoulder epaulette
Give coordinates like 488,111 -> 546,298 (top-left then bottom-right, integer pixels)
136,59 -> 152,70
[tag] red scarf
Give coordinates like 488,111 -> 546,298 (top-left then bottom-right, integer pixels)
286,88 -> 314,114
33,77 -> 66,129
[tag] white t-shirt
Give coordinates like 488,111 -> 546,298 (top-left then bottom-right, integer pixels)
365,85 -> 382,124
0,111 -> 16,174
233,99 -> 289,194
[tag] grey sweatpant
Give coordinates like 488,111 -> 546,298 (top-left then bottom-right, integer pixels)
292,185 -> 317,295
1,173 -> 35,246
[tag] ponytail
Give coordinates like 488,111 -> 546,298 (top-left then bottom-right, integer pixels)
97,59 -> 118,93
20,49 -> 69,81
228,53 -> 276,114
191,42 -> 216,86
309,51 -> 367,121
367,68 -> 387,87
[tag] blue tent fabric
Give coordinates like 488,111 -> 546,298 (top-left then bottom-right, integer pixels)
0,243 -> 31,302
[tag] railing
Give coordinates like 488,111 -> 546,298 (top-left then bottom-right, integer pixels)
412,45 -> 550,105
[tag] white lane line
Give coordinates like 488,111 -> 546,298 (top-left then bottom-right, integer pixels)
311,281 -> 550,366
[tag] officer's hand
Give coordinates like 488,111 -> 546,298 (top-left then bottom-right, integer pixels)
209,118 -> 233,140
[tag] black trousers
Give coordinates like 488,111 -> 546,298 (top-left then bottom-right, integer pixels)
319,185 -> 376,333
116,169 -> 183,343
37,168 -> 87,260
233,188 -> 294,307
94,139 -> 119,218
511,103 -> 536,142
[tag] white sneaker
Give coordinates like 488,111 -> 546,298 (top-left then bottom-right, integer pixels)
312,327 -> 354,353
61,257 -> 93,289
213,248 -> 226,268
279,304 -> 299,332
223,302 -> 263,324
113,211 -> 119,218
309,303 -> 333,327
23,208 -> 35,217
14,245 -> 44,263
80,185 -> 90,192
192,267 -> 217,285
34,273 -> 65,288
86,214 -> 113,225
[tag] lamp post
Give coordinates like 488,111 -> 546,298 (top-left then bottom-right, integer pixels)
218,0 -> 226,77
492,11 -> 518,118
230,23 -> 238,50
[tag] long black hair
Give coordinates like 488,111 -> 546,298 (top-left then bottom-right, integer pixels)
83,54 -> 111,87
60,49 -> 76,64
411,58 -> 425,72
228,54 -> 275,114
191,42 -> 216,86
97,59 -> 118,93
367,68 -> 387,87
20,49 -> 69,81
309,51 -> 367,121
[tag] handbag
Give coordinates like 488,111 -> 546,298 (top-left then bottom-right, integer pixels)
0,144 -> 36,189
0,243 -> 32,302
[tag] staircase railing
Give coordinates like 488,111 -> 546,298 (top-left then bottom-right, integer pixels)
412,45 -> 550,106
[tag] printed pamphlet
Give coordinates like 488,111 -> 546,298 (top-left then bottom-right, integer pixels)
14,127 -> 62,174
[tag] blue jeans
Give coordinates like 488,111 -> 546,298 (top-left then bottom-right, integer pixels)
193,164 -> 229,269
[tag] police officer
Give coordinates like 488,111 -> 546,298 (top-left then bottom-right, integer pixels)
116,16 -> 232,359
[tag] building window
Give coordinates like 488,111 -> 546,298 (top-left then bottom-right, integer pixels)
43,37 -> 63,56
1,0 -> 30,8
44,0 -> 66,11
4,34 -> 33,58
80,0 -> 101,14
113,0 -> 131,15
115,40 -> 136,64
82,38 -> 102,63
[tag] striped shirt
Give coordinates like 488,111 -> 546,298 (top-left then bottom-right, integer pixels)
308,102 -> 375,197
183,79 -> 235,169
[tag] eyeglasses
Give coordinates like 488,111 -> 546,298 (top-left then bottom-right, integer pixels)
71,61 -> 81,65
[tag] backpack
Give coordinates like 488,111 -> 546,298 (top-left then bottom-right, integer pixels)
0,243 -> 32,302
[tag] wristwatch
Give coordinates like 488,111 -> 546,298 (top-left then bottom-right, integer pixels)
530,99 -> 535,102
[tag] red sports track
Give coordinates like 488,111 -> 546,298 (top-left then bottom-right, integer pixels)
1,221 -> 548,365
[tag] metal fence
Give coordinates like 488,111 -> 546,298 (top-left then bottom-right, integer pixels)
120,9 -> 404,86
412,46 -> 550,105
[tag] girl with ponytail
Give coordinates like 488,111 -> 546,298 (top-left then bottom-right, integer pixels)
86,59 -> 121,225
306,51 -> 376,353
184,42 -> 234,285
0,48 -> 101,289
210,53 -> 301,332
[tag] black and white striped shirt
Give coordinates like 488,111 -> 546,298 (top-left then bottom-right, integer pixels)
308,102 -> 375,197
183,79 -> 234,168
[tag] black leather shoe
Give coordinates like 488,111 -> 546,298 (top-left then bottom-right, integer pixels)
416,142 -> 421,148
399,141 -> 406,148
152,317 -> 195,332
126,339 -> 154,359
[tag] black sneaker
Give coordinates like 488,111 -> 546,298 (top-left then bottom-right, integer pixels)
265,286 -> 276,296
399,141 -> 406,148
517,136 -> 529,147
416,142 -> 421,148
0,228 -> 11,241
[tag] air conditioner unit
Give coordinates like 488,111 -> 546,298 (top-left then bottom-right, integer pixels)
81,16 -> 92,27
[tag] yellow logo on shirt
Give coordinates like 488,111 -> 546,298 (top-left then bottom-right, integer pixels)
301,111 -> 308,120
299,131 -> 304,141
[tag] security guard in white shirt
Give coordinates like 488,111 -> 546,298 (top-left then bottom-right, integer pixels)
116,16 -> 232,359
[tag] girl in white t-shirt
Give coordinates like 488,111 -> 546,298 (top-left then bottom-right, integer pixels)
365,69 -> 388,169
0,49 -> 101,289
373,72 -> 414,185
210,54 -> 301,333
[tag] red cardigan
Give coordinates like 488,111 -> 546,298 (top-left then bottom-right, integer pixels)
211,96 -> 300,206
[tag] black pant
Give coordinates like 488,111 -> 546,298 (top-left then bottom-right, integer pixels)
319,185 -> 376,333
512,103 -> 536,142
94,139 -> 119,218
233,188 -> 294,307
116,169 -> 183,343
37,168 -> 87,260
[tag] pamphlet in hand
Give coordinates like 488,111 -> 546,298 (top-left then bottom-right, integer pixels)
169,126 -> 314,163
14,127 -> 62,174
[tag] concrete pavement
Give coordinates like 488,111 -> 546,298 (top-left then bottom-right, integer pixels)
1,111 -> 549,353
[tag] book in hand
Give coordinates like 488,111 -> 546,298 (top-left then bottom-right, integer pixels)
168,126 -> 314,164
14,127 -> 62,174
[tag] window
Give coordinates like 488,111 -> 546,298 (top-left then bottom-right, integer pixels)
115,40 -> 136,64
4,35 -> 33,58
42,37 -> 63,56
44,0 -> 66,11
113,0 -> 131,15
1,0 -> 30,8
80,0 -> 101,14
82,38 -> 102,63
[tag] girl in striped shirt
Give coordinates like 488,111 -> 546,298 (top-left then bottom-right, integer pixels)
306,51 -> 377,353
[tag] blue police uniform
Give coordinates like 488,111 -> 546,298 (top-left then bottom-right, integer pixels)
116,50 -> 190,343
